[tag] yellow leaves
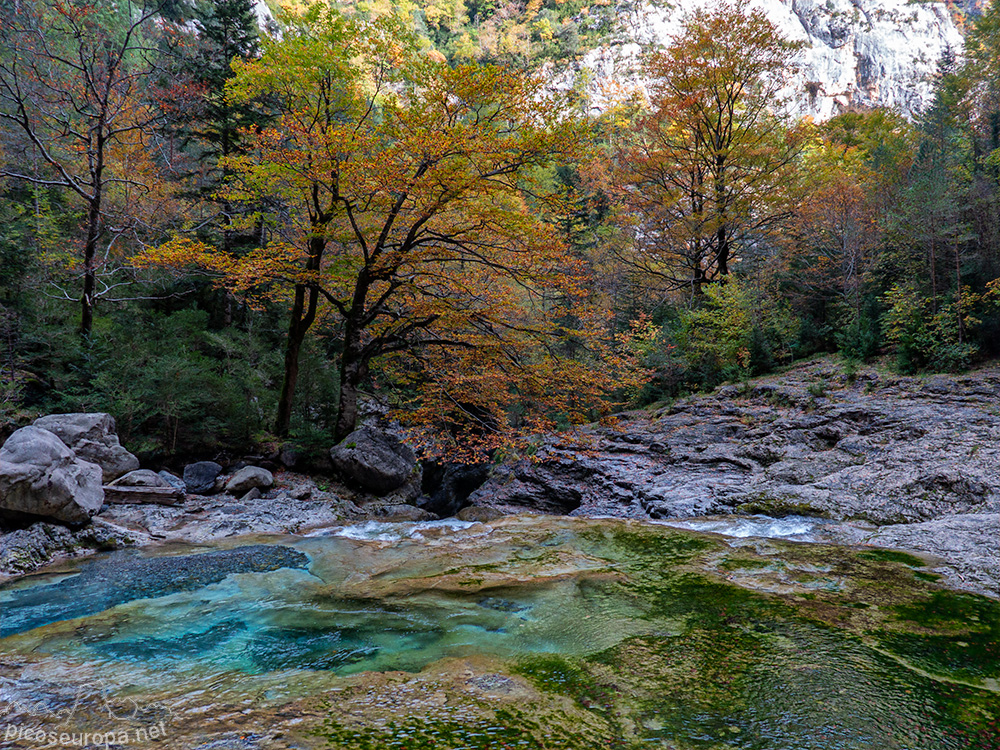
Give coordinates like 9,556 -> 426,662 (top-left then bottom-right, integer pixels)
532,18 -> 553,41
139,5 -> 639,449
134,237 -> 232,274
135,237 -> 310,307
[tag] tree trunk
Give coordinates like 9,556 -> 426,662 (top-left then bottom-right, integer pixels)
334,271 -> 373,442
334,353 -> 368,442
80,195 -> 101,337
716,225 -> 730,277
274,234 -> 324,437
274,285 -> 308,438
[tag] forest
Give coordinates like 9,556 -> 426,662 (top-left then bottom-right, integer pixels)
1,0 -> 999,464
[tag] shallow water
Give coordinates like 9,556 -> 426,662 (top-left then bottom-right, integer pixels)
0,516 -> 996,750
655,513 -> 834,540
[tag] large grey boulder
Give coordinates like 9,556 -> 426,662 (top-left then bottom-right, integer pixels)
0,426 -> 104,523
225,466 -> 273,495
33,413 -> 139,482
330,427 -> 418,495
183,461 -> 222,494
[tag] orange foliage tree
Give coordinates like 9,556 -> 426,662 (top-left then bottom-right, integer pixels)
606,1 -> 803,301
139,7 -> 649,449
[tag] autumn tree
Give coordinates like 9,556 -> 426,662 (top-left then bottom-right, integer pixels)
0,0 -> 170,336
608,1 -> 802,300
140,7 -> 647,447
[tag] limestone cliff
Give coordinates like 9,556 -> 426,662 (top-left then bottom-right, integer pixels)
577,0 -> 965,120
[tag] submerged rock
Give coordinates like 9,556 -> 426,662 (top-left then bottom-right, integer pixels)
33,413 -> 139,482
1,515 -> 996,750
0,518 -> 144,580
0,426 -> 104,524
374,504 -> 438,522
0,543 -> 309,638
456,506 -> 505,522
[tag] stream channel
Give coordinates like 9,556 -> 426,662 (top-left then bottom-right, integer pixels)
0,515 -> 997,749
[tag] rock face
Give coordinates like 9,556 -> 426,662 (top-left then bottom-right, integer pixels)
419,461 -> 491,517
330,427 -> 420,495
0,426 -> 104,524
33,413 -> 139,482
472,363 -> 1000,524
183,461 -> 223,494
572,0 -> 964,121
225,466 -> 274,495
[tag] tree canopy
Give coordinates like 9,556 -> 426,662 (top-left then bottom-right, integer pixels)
138,6 -> 648,451
606,1 -> 803,299
2,0 -> 1000,461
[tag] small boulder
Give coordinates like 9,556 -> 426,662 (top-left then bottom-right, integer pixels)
375,504 -> 438,522
239,487 -> 262,503
33,413 -> 139,482
157,470 -> 187,492
289,484 -> 313,500
330,427 -> 418,495
0,426 -> 104,523
278,444 -> 300,470
109,469 -> 169,488
456,506 -> 505,522
183,461 -> 222,494
225,466 -> 273,495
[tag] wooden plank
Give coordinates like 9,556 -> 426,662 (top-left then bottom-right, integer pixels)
103,485 -> 184,506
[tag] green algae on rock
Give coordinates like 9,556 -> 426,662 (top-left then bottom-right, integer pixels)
0,516 -> 997,750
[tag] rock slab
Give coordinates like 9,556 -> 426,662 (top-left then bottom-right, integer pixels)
469,361 -> 1000,594
33,413 -> 139,482
110,469 -> 169,488
0,426 -> 104,523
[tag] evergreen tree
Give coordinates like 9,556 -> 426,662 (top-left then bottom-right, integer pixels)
193,0 -> 263,176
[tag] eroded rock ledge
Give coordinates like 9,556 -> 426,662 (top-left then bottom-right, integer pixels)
468,360 -> 1000,595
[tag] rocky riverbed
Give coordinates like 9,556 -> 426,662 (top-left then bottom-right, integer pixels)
1,358 -> 997,596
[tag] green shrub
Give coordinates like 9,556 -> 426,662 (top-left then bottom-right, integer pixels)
677,276 -> 800,385
834,297 -> 881,361
881,284 -> 985,373
35,307 -> 284,459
